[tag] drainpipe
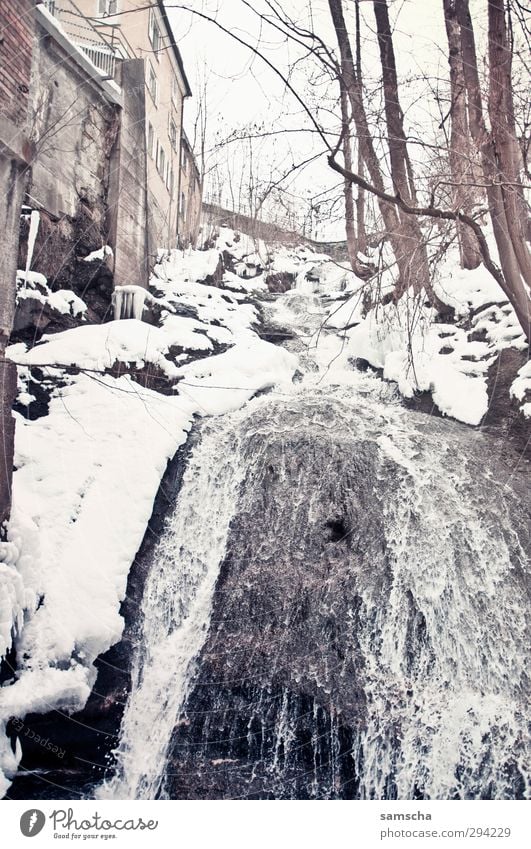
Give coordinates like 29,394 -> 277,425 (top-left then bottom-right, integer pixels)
176,94 -> 184,248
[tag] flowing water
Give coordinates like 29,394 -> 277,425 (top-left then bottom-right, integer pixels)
98,290 -> 530,800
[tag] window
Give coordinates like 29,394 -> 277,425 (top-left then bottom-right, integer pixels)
148,8 -> 161,55
158,145 -> 166,178
169,168 -> 174,196
180,191 -> 186,219
171,76 -> 180,107
98,0 -> 118,15
147,62 -> 158,105
181,146 -> 187,173
169,117 -> 177,152
147,122 -> 154,158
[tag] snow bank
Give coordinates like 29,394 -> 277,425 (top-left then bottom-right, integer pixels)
9,320 -> 179,378
510,360 -> 531,418
16,270 -> 87,319
178,337 -> 298,415
340,248 -> 526,426
0,373 -> 196,794
82,245 -> 113,263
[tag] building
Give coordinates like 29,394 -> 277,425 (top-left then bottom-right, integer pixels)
70,0 -> 201,252
17,1 -> 202,290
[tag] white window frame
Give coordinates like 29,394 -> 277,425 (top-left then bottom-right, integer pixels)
98,0 -> 118,16
147,122 -> 154,158
148,8 -> 162,58
158,145 -> 166,178
147,61 -> 158,106
169,116 -> 177,152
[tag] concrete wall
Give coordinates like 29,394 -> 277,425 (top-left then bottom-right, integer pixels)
0,0 -> 34,524
178,135 -> 202,247
111,59 -> 149,287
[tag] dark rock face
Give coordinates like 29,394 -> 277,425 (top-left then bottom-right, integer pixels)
481,346 -> 530,459
0,359 -> 17,525
265,271 -> 295,294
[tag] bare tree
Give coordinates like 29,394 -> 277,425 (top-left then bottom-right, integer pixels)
456,0 -> 530,339
442,0 -> 482,269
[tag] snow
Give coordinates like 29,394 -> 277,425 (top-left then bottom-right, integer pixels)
16,270 -> 88,319
82,245 -> 113,262
47,290 -> 87,317
21,210 -> 40,284
510,359 -> 531,416
324,290 -> 365,330
177,337 -> 298,415
9,320 -> 180,378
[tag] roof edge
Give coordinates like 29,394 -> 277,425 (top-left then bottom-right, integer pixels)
157,0 -> 192,97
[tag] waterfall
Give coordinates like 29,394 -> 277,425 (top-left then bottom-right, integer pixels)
97,418 -> 248,799
98,292 -> 529,800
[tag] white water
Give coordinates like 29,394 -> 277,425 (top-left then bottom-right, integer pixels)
98,289 -> 530,800
97,421 -> 248,799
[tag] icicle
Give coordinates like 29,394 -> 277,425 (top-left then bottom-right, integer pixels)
23,210 -> 40,288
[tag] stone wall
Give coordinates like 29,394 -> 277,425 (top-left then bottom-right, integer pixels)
202,201 -> 349,261
23,24 -> 119,286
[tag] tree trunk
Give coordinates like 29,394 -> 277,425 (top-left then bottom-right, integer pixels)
340,78 -> 359,275
354,0 -> 367,255
442,0 -> 482,269
356,146 -> 367,255
487,0 -> 531,284
372,0 -> 430,294
457,0 -> 530,339
328,0 -> 423,295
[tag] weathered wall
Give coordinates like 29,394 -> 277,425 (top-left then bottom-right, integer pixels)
178,136 -> 202,248
24,24 -> 119,287
0,0 -> 34,525
0,0 -> 33,126
111,59 -> 149,287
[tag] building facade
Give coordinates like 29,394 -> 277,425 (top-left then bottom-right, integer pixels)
179,131 -> 202,248
71,0 -> 200,253
18,1 -> 202,288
